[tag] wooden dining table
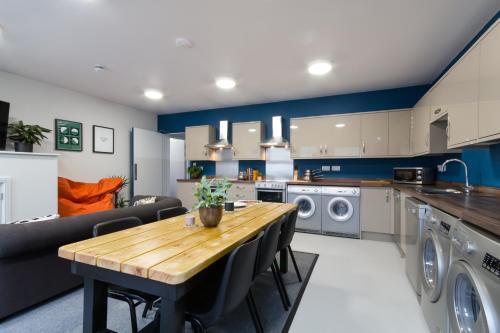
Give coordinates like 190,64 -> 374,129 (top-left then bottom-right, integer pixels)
59,202 -> 297,333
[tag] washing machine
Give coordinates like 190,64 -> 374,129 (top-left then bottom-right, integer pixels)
420,207 -> 459,333
446,221 -> 499,333
287,185 -> 322,234
321,186 -> 360,238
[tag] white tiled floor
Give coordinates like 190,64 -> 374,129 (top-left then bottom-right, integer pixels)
289,233 -> 429,333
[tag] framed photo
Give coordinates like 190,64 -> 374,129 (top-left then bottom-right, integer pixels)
93,125 -> 114,154
55,119 -> 82,151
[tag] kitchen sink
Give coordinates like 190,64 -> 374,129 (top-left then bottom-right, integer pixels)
416,188 -> 463,195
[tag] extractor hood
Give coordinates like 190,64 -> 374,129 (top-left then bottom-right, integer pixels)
205,120 -> 232,149
260,116 -> 289,148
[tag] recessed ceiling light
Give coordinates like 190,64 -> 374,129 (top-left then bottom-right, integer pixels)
144,89 -> 164,100
175,37 -> 194,49
308,61 -> 332,76
336,123 -> 346,128
215,77 -> 236,90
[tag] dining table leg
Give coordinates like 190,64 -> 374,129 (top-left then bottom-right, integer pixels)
82,277 -> 108,333
158,296 -> 186,333
279,248 -> 288,273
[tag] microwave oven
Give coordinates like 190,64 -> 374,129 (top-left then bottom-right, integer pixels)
393,167 -> 435,185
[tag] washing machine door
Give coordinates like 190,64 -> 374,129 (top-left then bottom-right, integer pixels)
293,195 -> 316,219
327,197 -> 353,222
447,260 -> 498,333
421,229 -> 446,302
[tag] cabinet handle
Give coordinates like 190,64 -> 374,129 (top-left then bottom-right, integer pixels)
233,149 -> 236,156
319,145 -> 323,154
134,164 -> 138,181
385,189 -> 389,202
362,141 -> 366,154
324,145 -> 328,154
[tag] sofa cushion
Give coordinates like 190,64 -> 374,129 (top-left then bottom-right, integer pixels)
0,196 -> 181,259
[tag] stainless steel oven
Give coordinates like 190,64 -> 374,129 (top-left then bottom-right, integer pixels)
393,167 -> 435,185
255,181 -> 286,203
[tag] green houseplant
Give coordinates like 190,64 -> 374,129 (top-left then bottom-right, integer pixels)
8,121 -> 51,152
187,164 -> 203,179
194,176 -> 232,227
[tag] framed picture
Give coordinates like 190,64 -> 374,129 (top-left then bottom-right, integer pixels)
55,119 -> 83,151
93,125 -> 114,154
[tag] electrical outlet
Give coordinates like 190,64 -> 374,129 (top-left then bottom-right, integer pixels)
321,165 -> 331,172
331,165 -> 341,172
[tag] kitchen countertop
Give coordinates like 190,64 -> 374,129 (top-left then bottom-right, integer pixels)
178,178 -> 256,184
178,178 -> 500,236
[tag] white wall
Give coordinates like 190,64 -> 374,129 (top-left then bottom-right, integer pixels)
0,70 -> 157,184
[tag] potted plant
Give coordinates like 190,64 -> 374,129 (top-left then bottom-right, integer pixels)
188,164 -> 203,179
8,121 -> 51,152
194,176 -> 232,227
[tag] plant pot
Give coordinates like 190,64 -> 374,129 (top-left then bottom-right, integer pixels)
190,172 -> 202,179
14,142 -> 33,152
199,207 -> 223,227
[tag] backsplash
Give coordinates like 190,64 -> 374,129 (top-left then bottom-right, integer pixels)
189,144 -> 500,188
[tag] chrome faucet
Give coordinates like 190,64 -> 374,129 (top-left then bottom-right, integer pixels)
438,159 -> 473,195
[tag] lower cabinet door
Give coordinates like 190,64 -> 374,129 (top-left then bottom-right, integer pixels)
360,187 -> 392,234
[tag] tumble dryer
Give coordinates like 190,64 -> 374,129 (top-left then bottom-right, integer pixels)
321,186 -> 360,238
287,185 -> 322,234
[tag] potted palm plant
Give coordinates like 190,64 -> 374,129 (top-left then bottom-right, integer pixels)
8,121 -> 51,152
194,176 -> 232,227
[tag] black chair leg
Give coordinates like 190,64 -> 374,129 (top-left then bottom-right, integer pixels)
271,264 -> 289,311
246,291 -> 264,333
124,296 -> 139,333
288,245 -> 302,282
142,301 -> 151,318
273,259 -> 291,307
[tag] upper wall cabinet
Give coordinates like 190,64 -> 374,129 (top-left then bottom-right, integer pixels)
290,114 -> 360,158
478,21 -> 500,141
446,46 -> 480,147
185,125 -> 215,161
388,110 -> 411,156
411,106 -> 430,155
232,121 -> 265,160
290,117 -> 325,158
361,112 -> 388,157
326,114 -> 361,157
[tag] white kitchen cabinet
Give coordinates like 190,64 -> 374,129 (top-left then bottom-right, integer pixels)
478,21 -> 500,141
325,114 -> 361,157
227,183 -> 256,201
185,125 -> 215,161
176,181 -> 199,210
290,117 -> 325,158
388,110 -> 411,156
361,187 -> 392,234
232,121 -> 265,160
361,112 -> 388,157
411,107 -> 430,155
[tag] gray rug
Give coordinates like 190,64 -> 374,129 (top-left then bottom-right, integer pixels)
0,251 -> 318,333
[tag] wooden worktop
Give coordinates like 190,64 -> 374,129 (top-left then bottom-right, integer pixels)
393,184 -> 500,237
178,178 -> 256,184
59,202 -> 296,285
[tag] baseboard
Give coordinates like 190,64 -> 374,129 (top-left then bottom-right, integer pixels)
361,231 -> 394,243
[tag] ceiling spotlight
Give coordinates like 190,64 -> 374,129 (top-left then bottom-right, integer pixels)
215,77 -> 236,90
175,37 -> 194,49
144,89 -> 164,100
308,61 -> 333,76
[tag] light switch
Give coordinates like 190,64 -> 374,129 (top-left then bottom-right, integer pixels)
331,166 -> 341,172
321,165 -> 331,172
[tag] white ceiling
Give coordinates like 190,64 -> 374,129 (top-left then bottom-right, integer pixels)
0,0 -> 499,114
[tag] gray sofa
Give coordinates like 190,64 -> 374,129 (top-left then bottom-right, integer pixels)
0,195 -> 182,320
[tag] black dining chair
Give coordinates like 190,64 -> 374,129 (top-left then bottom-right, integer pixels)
185,232 -> 265,333
253,217 -> 290,311
93,217 -> 160,333
156,206 -> 188,221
